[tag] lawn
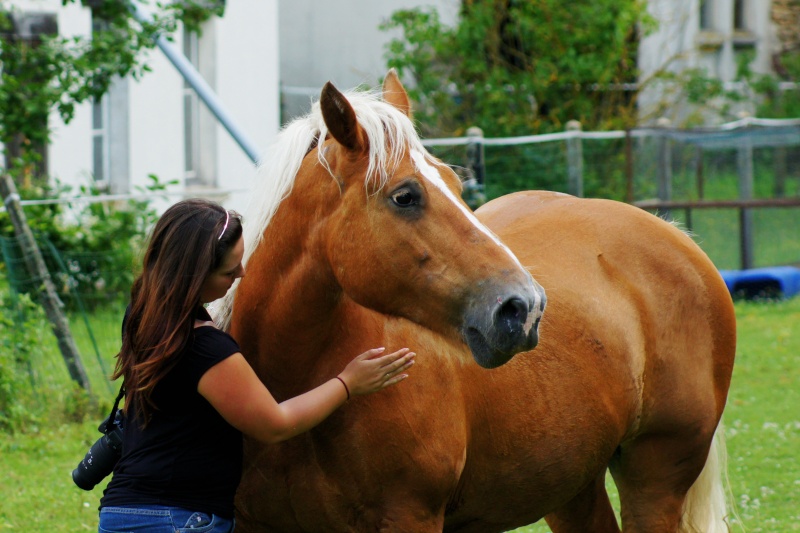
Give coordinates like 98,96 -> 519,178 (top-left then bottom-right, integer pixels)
1,298 -> 799,531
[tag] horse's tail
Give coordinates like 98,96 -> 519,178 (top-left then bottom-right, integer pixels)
679,423 -> 733,532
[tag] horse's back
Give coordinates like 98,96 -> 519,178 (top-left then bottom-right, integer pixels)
476,190 -> 736,435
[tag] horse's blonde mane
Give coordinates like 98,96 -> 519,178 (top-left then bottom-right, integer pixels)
213,88 -> 427,329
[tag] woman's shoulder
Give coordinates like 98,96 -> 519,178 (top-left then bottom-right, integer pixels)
192,323 -> 240,352
190,306 -> 240,360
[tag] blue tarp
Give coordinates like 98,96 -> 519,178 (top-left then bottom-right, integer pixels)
719,266 -> 800,299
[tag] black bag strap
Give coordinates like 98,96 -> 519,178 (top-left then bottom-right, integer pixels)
100,385 -> 125,434
111,384 -> 125,415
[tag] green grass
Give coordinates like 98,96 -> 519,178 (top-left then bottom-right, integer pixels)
723,299 -> 800,531
1,421 -> 109,531
1,298 -> 799,531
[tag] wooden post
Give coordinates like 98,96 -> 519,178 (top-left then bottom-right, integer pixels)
656,117 -> 672,220
625,129 -> 634,203
566,120 -> 583,197
695,145 -> 705,200
774,145 -> 787,198
464,126 -> 486,208
0,174 -> 92,393
738,134 -> 755,270
466,126 -> 485,187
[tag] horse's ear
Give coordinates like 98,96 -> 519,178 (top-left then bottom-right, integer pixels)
382,68 -> 411,117
320,82 -> 365,153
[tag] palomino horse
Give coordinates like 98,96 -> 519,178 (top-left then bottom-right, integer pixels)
217,71 -> 736,532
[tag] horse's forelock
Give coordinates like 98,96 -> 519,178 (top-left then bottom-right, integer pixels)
212,87 -> 426,329
316,89 -> 425,192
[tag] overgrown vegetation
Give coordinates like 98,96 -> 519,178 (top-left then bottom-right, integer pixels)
661,49 -> 800,126
382,3 -> 800,136
0,177 -> 168,431
381,0 -> 651,138
0,288 -> 99,433
0,175 -> 170,308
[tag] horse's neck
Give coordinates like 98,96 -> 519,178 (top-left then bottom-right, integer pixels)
234,183 -> 359,392
236,255 -> 369,399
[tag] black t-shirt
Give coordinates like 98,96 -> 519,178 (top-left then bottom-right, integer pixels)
100,307 -> 243,518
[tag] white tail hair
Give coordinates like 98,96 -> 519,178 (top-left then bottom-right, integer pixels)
209,87 -> 426,330
679,423 -> 733,532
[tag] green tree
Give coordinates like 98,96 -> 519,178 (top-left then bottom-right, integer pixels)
0,0 -> 222,183
381,0 -> 651,137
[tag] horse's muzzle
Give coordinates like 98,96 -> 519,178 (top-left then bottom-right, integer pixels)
463,281 -> 546,369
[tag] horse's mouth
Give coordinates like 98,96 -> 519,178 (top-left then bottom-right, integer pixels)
465,327 -> 519,369
462,282 -> 545,368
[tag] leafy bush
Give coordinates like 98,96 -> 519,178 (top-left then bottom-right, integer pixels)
0,290 -> 48,433
0,284 -> 111,433
381,1 -> 650,138
0,175 -> 172,310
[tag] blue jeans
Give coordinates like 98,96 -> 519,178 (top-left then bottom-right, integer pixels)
99,505 -> 234,533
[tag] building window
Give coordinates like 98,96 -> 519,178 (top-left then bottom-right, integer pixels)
183,29 -> 200,183
699,0 -> 713,30
91,97 -> 110,184
733,0 -> 746,30
91,16 -> 110,186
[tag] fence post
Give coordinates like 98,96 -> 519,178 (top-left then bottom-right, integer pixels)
624,129 -> 634,203
466,126 -> 485,186
774,145 -> 787,198
694,146 -> 705,200
566,120 -> 583,197
656,117 -> 673,220
0,174 -> 93,394
738,132 -> 755,270
465,126 -> 486,208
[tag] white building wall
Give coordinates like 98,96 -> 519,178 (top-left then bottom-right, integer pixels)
7,0 -> 279,214
214,0 -> 279,213
638,0 -> 777,125
127,46 -> 184,194
279,0 -> 460,117
27,1 -> 95,187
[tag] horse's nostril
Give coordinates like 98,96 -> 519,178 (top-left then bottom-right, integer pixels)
496,296 -> 527,329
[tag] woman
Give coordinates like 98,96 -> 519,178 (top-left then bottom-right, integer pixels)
98,199 -> 415,533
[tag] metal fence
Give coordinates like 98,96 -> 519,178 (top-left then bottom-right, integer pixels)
2,116 -> 799,411
423,117 -> 800,271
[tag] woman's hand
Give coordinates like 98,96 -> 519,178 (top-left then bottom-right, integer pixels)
338,347 -> 415,397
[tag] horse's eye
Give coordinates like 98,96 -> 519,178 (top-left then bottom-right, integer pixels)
391,188 -> 418,207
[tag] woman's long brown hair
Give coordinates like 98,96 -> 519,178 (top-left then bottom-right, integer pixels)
113,198 -> 242,426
